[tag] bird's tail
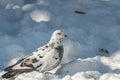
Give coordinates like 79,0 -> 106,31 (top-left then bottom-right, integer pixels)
1,69 -> 33,79
2,70 -> 19,79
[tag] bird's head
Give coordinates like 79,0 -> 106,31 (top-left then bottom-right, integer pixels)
52,30 -> 67,40
49,30 -> 67,46
49,30 -> 67,43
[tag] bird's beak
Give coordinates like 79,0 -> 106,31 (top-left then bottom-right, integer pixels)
64,34 -> 67,37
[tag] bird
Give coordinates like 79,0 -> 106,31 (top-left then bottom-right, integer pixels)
1,30 -> 67,79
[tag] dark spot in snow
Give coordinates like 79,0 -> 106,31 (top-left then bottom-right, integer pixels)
99,48 -> 109,54
75,10 -> 86,14
66,70 -> 69,73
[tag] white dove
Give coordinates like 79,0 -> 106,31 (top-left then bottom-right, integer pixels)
2,30 -> 67,79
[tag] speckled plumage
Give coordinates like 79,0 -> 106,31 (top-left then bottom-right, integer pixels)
2,30 -> 67,79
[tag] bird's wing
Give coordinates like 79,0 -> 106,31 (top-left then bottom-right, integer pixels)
32,44 -> 52,57
38,47 -> 61,72
4,44 -> 53,71
4,58 -> 25,71
4,55 -> 37,71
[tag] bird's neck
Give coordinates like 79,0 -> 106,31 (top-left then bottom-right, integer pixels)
49,37 -> 62,48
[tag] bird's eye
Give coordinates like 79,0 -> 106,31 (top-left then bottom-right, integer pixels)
57,32 -> 61,35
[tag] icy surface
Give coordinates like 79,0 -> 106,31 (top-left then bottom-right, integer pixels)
0,0 -> 120,80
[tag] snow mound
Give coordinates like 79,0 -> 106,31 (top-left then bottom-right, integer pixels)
0,54 -> 120,80
101,51 -> 120,70
100,73 -> 120,80
30,9 -> 51,22
71,71 -> 101,80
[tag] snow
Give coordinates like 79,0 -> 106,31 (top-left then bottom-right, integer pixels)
30,9 -> 51,22
0,0 -> 23,7
100,73 -> 120,80
101,51 -> 120,70
0,0 -> 120,80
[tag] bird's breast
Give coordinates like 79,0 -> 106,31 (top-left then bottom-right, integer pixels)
55,46 -> 64,60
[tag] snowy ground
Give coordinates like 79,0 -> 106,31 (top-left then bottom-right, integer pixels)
0,0 -> 120,80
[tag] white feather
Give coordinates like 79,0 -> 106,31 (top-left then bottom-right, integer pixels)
6,30 -> 67,73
